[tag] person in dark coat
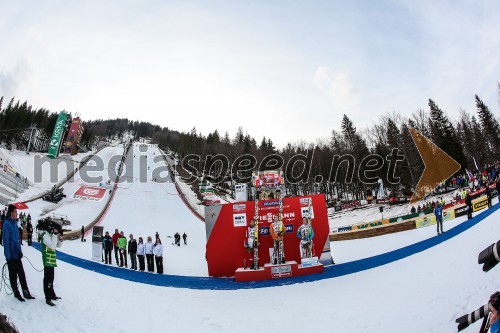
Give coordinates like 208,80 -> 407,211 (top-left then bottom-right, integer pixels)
182,232 -> 187,245
485,184 -> 492,208
81,226 -> 85,242
128,234 -> 137,270
102,231 -> 113,264
26,221 -> 33,246
465,190 -> 473,220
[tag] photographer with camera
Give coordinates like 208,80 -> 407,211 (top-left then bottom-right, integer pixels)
2,204 -> 34,302
39,221 -> 63,306
489,292 -> 499,333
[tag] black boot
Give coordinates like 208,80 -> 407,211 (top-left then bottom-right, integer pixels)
52,296 -> 62,300
22,289 -> 35,300
46,299 -> 56,306
14,294 -> 26,302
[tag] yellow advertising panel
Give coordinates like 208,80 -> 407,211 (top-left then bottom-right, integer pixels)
472,197 -> 488,212
415,214 -> 436,228
442,209 -> 455,222
354,219 -> 389,230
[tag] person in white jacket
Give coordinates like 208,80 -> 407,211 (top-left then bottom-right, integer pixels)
40,225 -> 63,306
144,236 -> 155,273
153,239 -> 164,274
136,237 -> 145,272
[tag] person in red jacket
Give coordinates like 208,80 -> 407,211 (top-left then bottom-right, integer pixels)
111,229 -> 120,266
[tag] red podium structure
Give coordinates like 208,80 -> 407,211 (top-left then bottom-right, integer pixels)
204,193 -> 332,281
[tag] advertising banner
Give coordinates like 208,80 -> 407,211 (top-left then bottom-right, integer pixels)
472,197 -> 488,212
455,205 -> 468,217
442,209 -> 455,222
354,219 -> 389,230
205,194 -> 330,277
47,111 -> 68,159
253,170 -> 283,189
74,186 -> 107,202
415,215 -> 436,228
234,183 -> 248,202
91,226 -> 104,261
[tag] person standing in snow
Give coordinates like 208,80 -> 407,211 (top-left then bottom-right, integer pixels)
112,229 -> 120,266
485,183 -> 492,208
465,190 -> 473,220
137,237 -> 145,272
182,232 -> 187,245
102,231 -> 113,264
26,220 -> 33,246
81,226 -> 85,242
128,234 -> 137,270
153,238 -> 164,274
40,224 -> 63,306
173,232 -> 179,246
434,202 -> 444,235
118,231 -> 128,267
145,236 -> 155,273
2,204 -> 34,302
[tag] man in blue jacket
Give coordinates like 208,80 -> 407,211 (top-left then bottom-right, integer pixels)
2,204 -> 34,302
434,202 -> 444,235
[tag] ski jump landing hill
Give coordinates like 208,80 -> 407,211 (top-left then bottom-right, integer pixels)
62,143 -> 208,277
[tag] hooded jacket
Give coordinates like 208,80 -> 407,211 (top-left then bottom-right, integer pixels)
2,217 -> 22,261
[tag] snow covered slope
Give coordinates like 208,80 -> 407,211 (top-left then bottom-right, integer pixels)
62,143 -> 208,276
21,145 -> 124,226
1,205 -> 498,333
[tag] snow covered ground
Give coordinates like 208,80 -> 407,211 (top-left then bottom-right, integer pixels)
1,206 -> 498,333
18,145 -> 124,227
2,146 -> 499,332
62,143 -> 207,276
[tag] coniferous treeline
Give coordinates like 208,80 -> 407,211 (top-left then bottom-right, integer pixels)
1,87 -> 499,200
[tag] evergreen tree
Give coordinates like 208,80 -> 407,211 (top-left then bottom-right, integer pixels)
475,94 -> 500,157
428,99 -> 466,171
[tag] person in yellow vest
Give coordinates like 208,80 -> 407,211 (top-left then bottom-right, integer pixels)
270,215 -> 286,264
40,224 -> 63,306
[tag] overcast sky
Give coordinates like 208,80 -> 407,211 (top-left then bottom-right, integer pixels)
1,0 -> 499,147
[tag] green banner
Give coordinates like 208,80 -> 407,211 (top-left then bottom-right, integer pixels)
47,111 -> 68,159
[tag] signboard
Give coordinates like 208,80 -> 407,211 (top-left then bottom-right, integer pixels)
253,170 -> 284,189
234,183 -> 248,202
271,264 -> 292,278
47,111 -> 69,159
74,186 -> 107,202
233,213 -> 247,227
91,226 -> 104,261
455,205 -> 468,217
415,215 -> 436,228
473,198 -> 488,212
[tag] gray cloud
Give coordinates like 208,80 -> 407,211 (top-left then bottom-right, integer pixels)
0,58 -> 33,98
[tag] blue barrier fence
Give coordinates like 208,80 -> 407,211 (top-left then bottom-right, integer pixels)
32,203 -> 498,290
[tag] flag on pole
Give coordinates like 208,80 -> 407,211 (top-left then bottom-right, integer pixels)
465,169 -> 473,181
473,157 -> 479,171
